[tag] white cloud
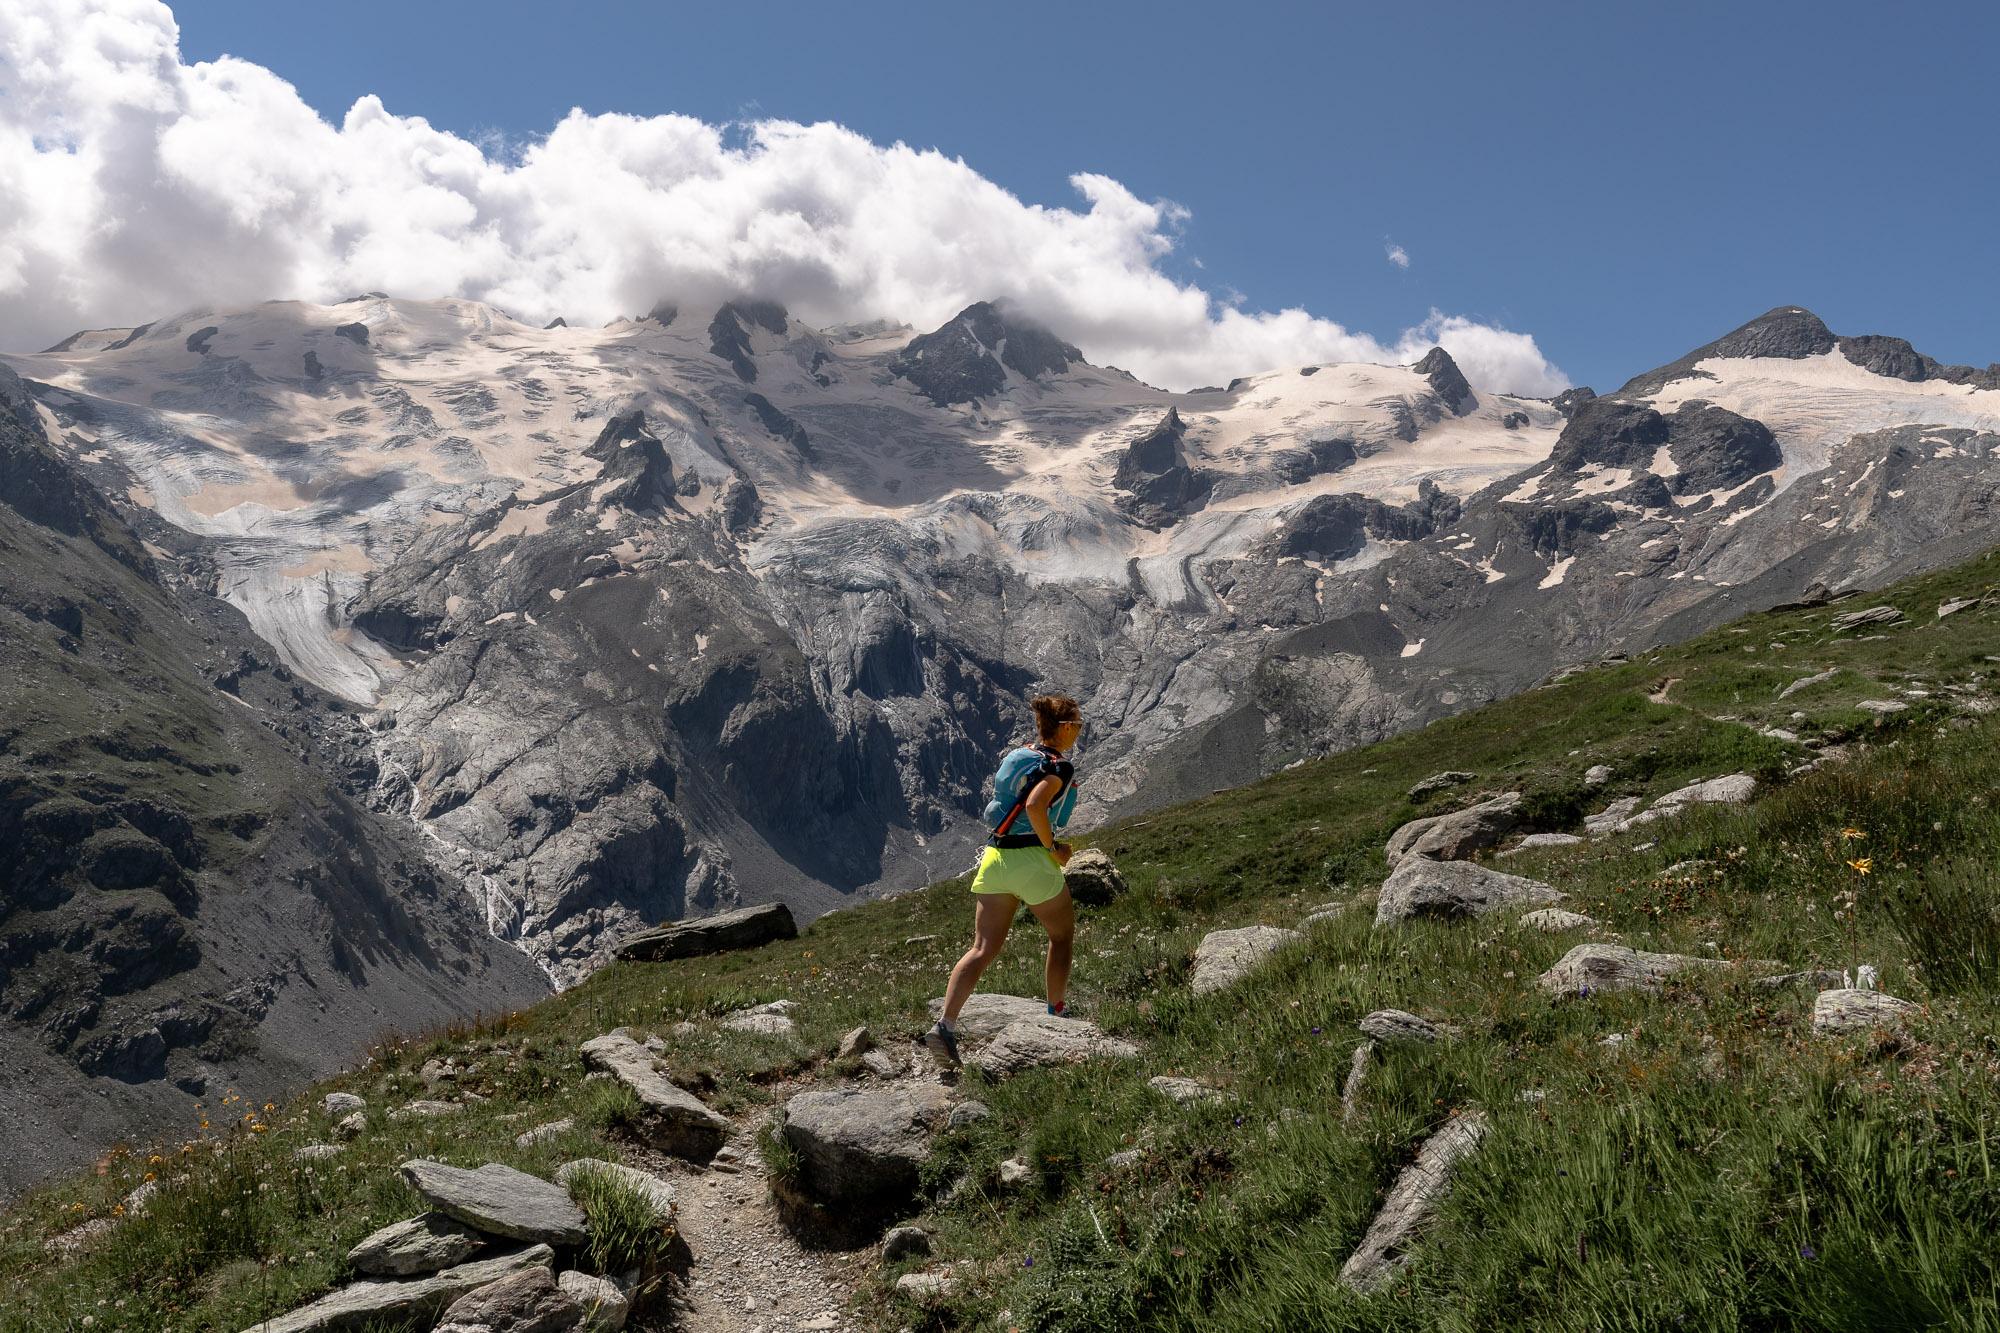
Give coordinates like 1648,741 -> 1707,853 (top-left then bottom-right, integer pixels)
0,0 -> 1568,395
1386,242 -> 1410,269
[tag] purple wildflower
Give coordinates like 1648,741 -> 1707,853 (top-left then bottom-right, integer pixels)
1025,1255 -> 1035,1268
1800,1243 -> 1817,1261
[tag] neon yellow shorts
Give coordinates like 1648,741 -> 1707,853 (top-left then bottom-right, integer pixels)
969,845 -> 1066,906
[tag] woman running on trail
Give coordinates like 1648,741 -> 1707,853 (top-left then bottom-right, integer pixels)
924,694 -> 1084,1066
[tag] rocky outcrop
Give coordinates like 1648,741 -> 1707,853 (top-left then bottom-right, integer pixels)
775,1084 -> 954,1209
433,1266 -> 581,1333
1113,408 -> 1214,528
708,300 -> 789,382
1537,943 -> 1729,996
398,1161 -> 588,1247
1411,347 -> 1474,415
1385,792 -> 1524,864
577,1032 -> 731,1156
348,1213 -> 485,1277
1190,926 -> 1302,995
614,903 -> 798,962
237,1244 -> 553,1333
1374,859 -> 1560,925
889,301 -> 1081,406
926,993 -> 1049,1038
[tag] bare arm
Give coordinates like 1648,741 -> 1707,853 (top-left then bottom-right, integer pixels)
1023,776 -> 1071,864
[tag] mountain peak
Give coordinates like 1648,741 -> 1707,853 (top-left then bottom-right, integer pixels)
889,301 -> 1083,406
1411,346 -> 1474,415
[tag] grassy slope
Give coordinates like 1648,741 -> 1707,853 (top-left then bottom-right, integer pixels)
6,549 -> 2000,1332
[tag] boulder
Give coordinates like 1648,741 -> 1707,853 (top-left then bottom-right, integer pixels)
1357,1010 -> 1447,1044
1338,1112 -> 1490,1291
578,1031 -> 730,1157
976,1015 -> 1140,1080
1583,797 -> 1641,835
1828,604 -> 1905,632
613,902 -> 797,963
1537,943 -> 1729,996
946,1100 -> 991,1129
433,1266 -> 580,1333
398,1161 -> 588,1247
514,1119 -> 573,1149
1812,988 -> 1920,1035
557,1271 -> 630,1332
335,1111 -> 368,1141
234,1244 -> 552,1333
776,1085 -> 954,1208
1148,1075 -> 1225,1105
837,1026 -> 875,1059
348,1213 -> 485,1277
323,1092 -> 366,1116
1407,770 -> 1477,800
1191,925 -> 1303,995
1518,908 -> 1597,932
883,1224 -> 933,1261
926,993 -> 1049,1039
1583,764 -> 1614,786
556,1159 -> 677,1227
1374,858 -> 1560,926
1062,848 -> 1129,906
1385,793 -> 1523,865
1621,774 -> 1756,828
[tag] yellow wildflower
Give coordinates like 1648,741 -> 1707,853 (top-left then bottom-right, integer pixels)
1847,857 -> 1873,875
1840,827 -> 1865,841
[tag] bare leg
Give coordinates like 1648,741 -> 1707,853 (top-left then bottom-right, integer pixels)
1028,888 -> 1076,1012
942,894 -> 1017,1023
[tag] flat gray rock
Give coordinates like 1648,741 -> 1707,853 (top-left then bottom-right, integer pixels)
1385,792 -> 1523,865
1813,988 -> 1920,1035
434,1266 -> 580,1333
613,902 -> 797,963
1191,925 -> 1303,995
556,1158 -> 677,1227
720,1000 -> 798,1037
1407,770 -> 1476,800
1829,604 -> 1904,631
976,1015 -> 1139,1080
777,1085 -> 954,1207
1374,857 -> 1560,926
1856,699 -> 1909,715
1147,1075 -> 1224,1105
513,1119 -> 572,1149
236,1244 -> 552,1333
399,1161 -> 588,1247
1339,1112 -> 1489,1291
1621,774 -> 1756,828
323,1092 -> 366,1116
926,993 -> 1050,1039
1537,943 -> 1729,996
388,1100 -> 461,1121
1511,833 -> 1584,851
1583,796 -> 1641,835
578,1031 -> 730,1156
1778,668 -> 1840,699
348,1212 -> 485,1277
1357,1010 -> 1447,1044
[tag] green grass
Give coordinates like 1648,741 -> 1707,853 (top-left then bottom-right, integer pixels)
5,550 -> 2000,1331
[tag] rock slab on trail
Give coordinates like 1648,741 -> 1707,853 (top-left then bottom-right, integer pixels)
578,1031 -> 731,1156
1375,858 -> 1560,926
347,1212 -> 485,1277
976,1015 -> 1140,1079
613,902 -> 798,963
777,1085 -> 954,1208
399,1162 -> 588,1247
1537,943 -> 1729,996
434,1266 -> 580,1333
1339,1112 -> 1490,1291
236,1244 -> 553,1333
927,993 -> 1049,1039
1191,925 -> 1303,995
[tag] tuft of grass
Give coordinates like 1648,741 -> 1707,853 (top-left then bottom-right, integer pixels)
569,1168 -> 675,1277
1884,856 -> 2000,994
574,1077 -> 646,1138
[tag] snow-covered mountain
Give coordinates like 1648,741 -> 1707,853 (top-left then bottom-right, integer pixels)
8,299 -> 1998,984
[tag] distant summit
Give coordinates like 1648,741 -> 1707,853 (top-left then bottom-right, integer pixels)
889,301 -> 1083,406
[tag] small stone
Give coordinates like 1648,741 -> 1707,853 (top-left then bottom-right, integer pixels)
1855,699 -> 1909,715
882,1225 -> 933,1261
895,1271 -> 952,1299
514,1119 -> 573,1148
389,1099 -> 462,1121
998,1157 -> 1032,1186
1938,597 -> 1978,619
292,1144 -> 344,1163
334,1111 -> 368,1140
1510,833 -> 1585,852
323,1092 -> 366,1116
420,1058 -> 454,1086
1583,764 -> 1613,786
1518,908 -> 1596,932
837,1026 -> 875,1059
946,1100 -> 991,1129
859,1049 -> 902,1079
558,1270 -> 630,1331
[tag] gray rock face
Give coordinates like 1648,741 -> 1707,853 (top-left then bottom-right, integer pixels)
1190,926 -> 1303,995
1357,1010 -> 1447,1044
926,993 -> 1048,1039
1338,1112 -> 1489,1291
398,1161 -> 588,1247
1375,858 -> 1560,925
1583,797 -> 1642,835
1812,988 -> 1920,1035
976,1015 -> 1139,1080
557,1271 -> 629,1332
348,1213 -> 485,1277
1385,792 -> 1524,864
614,902 -> 797,963
1411,347 -> 1475,415
236,1244 -> 553,1333
578,1031 -> 731,1156
556,1158 -> 677,1227
1537,943 -> 1728,996
1062,848 -> 1129,906
890,301 -> 1080,405
433,1266 -> 581,1333
1407,770 -> 1477,800
323,1092 -> 366,1116
1829,604 -> 1906,632
776,1085 -> 954,1207
1113,408 -> 1215,527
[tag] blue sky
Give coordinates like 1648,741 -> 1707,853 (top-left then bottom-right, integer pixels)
33,2 -> 2000,389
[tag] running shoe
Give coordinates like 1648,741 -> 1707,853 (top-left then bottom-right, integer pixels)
921,1022 -> 961,1067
